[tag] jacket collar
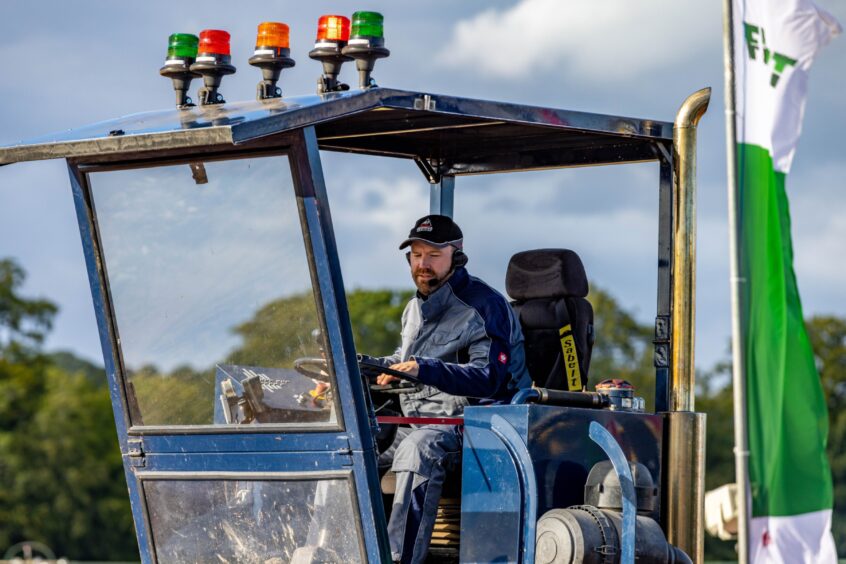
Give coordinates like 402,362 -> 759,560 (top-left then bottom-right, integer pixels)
418,267 -> 469,321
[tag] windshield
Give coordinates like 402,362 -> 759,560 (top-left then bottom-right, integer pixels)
144,474 -> 363,563
88,155 -> 339,429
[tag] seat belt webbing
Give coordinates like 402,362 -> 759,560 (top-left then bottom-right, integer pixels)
558,323 -> 582,391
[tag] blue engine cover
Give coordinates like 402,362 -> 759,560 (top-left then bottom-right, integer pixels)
460,404 -> 663,563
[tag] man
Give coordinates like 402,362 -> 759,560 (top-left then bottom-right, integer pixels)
376,214 -> 532,564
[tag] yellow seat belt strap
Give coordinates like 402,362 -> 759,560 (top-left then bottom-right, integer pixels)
559,324 -> 582,391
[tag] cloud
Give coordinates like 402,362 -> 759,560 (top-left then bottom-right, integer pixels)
437,0 -> 717,81
787,160 -> 846,312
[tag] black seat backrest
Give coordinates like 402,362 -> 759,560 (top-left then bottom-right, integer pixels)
506,249 -> 595,391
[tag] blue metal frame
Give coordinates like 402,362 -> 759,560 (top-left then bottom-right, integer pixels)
288,126 -> 391,560
67,163 -> 155,560
429,175 -> 455,217
490,414 -> 538,563
588,421 -> 636,564
654,147 -> 674,413
461,404 -> 664,563
67,131 -> 391,562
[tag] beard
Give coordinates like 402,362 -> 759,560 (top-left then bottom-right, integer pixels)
413,267 -> 444,295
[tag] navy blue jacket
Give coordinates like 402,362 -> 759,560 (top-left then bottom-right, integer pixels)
383,267 -> 532,418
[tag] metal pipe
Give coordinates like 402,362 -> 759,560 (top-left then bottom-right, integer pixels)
665,88 -> 710,564
663,411 -> 707,564
671,87 -> 711,412
722,0 -> 750,559
510,388 -> 541,405
429,175 -> 455,217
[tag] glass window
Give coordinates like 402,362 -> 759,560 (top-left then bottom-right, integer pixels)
144,476 -> 363,563
88,156 -> 338,428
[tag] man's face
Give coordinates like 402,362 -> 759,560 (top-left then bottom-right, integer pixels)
409,241 -> 454,295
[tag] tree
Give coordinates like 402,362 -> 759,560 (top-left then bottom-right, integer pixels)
345,288 -> 414,356
587,286 -> 655,408
807,316 -> 846,554
0,259 -> 57,354
0,365 -> 136,560
0,258 -> 136,560
228,288 -> 414,365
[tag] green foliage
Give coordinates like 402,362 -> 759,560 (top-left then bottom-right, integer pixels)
115,288 -> 413,428
0,364 -> 136,560
0,258 -> 135,560
46,351 -> 104,385
0,259 -> 57,350
128,364 -> 214,426
228,288 -> 413,364
228,292 -> 321,368
345,288 -> 414,356
587,286 -> 655,409
807,315 -> 846,555
697,363 -> 739,561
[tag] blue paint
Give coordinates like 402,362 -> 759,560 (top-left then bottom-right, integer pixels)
461,405 -> 663,563
589,421 -> 637,564
67,128 -> 390,562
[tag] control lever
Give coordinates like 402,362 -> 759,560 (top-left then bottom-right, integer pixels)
219,374 -> 265,424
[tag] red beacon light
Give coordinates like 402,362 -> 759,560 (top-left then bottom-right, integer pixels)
248,22 -> 296,100
342,11 -> 390,89
309,15 -> 352,94
189,29 -> 237,105
316,15 -> 351,43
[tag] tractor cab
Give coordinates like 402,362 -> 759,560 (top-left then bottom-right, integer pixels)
0,23 -> 711,563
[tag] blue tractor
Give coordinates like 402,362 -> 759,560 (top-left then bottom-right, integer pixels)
0,22 -> 710,563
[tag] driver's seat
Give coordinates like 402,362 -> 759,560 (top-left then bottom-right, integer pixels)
506,249 -> 594,391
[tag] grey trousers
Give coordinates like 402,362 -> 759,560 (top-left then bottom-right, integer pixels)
381,426 -> 462,564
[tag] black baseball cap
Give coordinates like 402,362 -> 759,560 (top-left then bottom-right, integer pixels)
399,215 -> 464,250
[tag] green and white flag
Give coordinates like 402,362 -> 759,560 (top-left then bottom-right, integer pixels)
733,0 -> 841,561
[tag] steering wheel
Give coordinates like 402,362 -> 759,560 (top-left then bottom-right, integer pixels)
292,357 -> 333,382
292,355 -> 421,391
357,355 -> 422,392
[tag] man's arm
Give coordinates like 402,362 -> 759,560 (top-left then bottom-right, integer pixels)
413,294 -> 517,399
413,329 -> 512,400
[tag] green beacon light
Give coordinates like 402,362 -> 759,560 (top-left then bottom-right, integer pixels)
159,33 -> 200,108
342,11 -> 389,89
350,11 -> 384,40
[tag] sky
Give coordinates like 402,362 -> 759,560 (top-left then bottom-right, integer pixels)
0,0 -> 843,378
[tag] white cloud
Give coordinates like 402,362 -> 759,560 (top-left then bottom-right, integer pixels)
437,0 -> 718,81
788,161 -> 846,308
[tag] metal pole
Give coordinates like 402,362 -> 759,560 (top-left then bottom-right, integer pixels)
667,87 -> 710,564
429,175 -> 455,217
670,87 -> 711,413
722,0 -> 750,561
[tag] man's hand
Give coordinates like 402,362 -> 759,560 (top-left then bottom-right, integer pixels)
376,359 -> 419,385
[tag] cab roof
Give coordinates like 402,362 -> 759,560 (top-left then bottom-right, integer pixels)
0,87 -> 673,173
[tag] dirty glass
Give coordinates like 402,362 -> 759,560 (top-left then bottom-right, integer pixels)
144,476 -> 362,563
88,156 -> 338,428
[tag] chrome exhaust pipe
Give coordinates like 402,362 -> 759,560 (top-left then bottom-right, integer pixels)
664,87 -> 711,564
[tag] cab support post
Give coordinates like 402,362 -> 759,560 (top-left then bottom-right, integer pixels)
429,175 -> 454,218
664,87 -> 711,564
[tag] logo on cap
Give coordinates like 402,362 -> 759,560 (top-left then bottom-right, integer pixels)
417,219 -> 433,232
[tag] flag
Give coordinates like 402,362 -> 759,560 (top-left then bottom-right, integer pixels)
733,0 -> 841,561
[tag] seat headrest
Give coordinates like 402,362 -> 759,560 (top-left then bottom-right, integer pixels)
506,249 -> 588,300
